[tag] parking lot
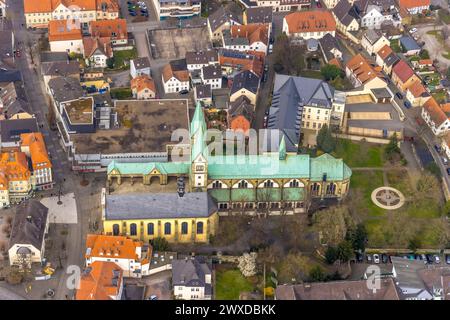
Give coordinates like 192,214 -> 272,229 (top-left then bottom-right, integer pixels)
147,27 -> 212,60
123,0 -> 150,22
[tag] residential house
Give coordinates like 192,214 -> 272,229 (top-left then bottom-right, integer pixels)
267,74 -> 346,149
391,59 -> 420,92
413,59 -> 433,70
282,10 -> 336,40
20,133 -> 53,190
405,79 -> 430,107
194,84 -> 212,106
358,0 -> 402,30
41,60 -> 80,92
399,0 -> 430,15
23,0 -> 120,29
399,35 -> 421,56
131,75 -> 156,100
201,64 -> 222,89
85,234 -> 151,278
185,50 -> 219,72
151,0 -> 201,20
275,279 -> 399,300
76,261 -> 124,300
332,0 -> 360,42
243,6 -> 273,26
228,95 -> 254,134
345,54 -> 387,90
230,70 -> 260,104
223,24 -> 269,54
48,19 -> 84,54
391,257 -> 450,300
375,44 -> 400,75
361,29 -> 390,56
8,201 -> 49,268
162,60 -> 190,94
421,97 -> 450,136
82,37 -> 113,68
48,76 -> 84,115
130,57 -> 151,79
101,190 -> 219,244
172,257 -> 212,300
0,82 -> 26,118
0,152 -> 32,206
88,19 -> 128,46
0,117 -> 38,149
207,5 -> 242,42
218,49 -> 265,77
245,0 -> 311,12
318,34 -> 343,64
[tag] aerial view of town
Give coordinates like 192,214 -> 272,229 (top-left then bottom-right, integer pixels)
0,0 -> 449,307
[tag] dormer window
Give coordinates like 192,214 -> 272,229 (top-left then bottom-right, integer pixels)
237,180 -> 248,188
263,180 -> 274,188
212,180 -> 222,189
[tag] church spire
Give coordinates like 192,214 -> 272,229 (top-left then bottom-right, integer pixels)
190,102 -> 207,137
279,134 -> 286,160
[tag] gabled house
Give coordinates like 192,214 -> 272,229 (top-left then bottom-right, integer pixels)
361,29 -> 390,56
319,34 -> 343,64
84,234 -> 151,278
88,18 -> 127,45
223,24 -> 269,54
130,57 -> 151,79
48,19 -> 83,54
41,60 -> 80,92
218,49 -> 265,77
207,5 -> 242,42
345,54 -> 387,90
230,70 -> 260,104
83,37 -> 113,68
131,75 -> 156,100
421,97 -> 450,136
243,6 -> 273,26
399,35 -> 421,56
228,95 -> 254,134
282,10 -> 336,40
201,64 -> 222,89
405,79 -> 430,107
76,261 -> 124,300
399,0 -> 430,15
358,0 -> 402,30
172,257 -> 212,300
162,60 -> 190,94
332,0 -> 360,42
375,44 -> 400,75
391,59 -> 420,92
194,84 -> 212,106
185,50 -> 219,72
8,201 -> 49,268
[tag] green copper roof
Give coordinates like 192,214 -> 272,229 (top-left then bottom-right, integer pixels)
108,160 -> 190,175
310,153 -> 352,182
279,135 -> 286,160
191,123 -> 207,161
190,102 -> 207,137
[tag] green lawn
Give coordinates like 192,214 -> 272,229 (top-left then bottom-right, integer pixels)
432,89 -> 447,103
111,48 -> 137,69
390,39 -> 402,53
300,70 -> 323,80
350,171 -> 385,217
215,268 -> 254,300
332,139 -> 384,168
110,87 -> 132,100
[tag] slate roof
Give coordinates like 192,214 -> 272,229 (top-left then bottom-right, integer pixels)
131,57 -> 151,70
267,74 -> 335,151
104,192 -> 218,220
230,70 -> 260,95
399,35 -> 420,51
229,95 -> 254,122
319,33 -> 341,62
0,117 -> 39,143
9,200 -> 48,250
202,64 -> 222,80
364,29 -> 383,45
0,69 -> 22,82
245,6 -> 273,24
195,84 -> 212,99
185,50 -> 218,66
172,257 -> 212,294
41,60 -> 80,76
40,51 -> 69,63
208,4 -> 242,32
48,76 -> 84,104
333,0 -> 359,27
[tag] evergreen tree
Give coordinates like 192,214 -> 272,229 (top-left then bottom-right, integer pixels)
316,124 -> 336,153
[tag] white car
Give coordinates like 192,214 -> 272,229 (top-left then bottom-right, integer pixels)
268,44 -> 273,54
373,254 -> 380,264
409,28 -> 418,34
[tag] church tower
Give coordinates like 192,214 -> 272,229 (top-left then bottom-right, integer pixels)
190,102 -> 208,191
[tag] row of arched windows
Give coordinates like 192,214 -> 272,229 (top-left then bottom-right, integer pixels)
112,222 -> 204,236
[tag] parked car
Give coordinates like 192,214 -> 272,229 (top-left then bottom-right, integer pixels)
373,254 -> 380,264
446,254 -> 450,264
409,27 -> 418,33
148,295 -> 158,300
381,254 -> 388,263
129,11 -> 137,16
263,115 -> 268,128
421,254 -> 427,261
434,144 -> 442,153
403,101 -> 412,109
434,255 -> 441,264
426,254 -> 434,264
367,254 -> 372,263
395,92 -> 403,99
268,44 -> 273,54
179,89 -> 189,95
447,168 -> 450,176
443,157 -> 448,165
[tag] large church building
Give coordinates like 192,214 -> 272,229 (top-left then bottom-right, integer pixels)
106,103 -> 352,217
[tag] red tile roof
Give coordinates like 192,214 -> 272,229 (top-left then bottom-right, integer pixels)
131,75 -> 156,94
399,0 -> 430,10
48,20 -> 82,42
377,44 -> 393,60
284,10 -> 336,34
423,97 -> 448,127
392,59 -> 415,83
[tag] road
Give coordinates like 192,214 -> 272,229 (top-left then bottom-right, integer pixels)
2,0 -> 103,300
415,24 -> 449,72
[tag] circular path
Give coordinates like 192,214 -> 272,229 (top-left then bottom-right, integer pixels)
371,187 -> 405,210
